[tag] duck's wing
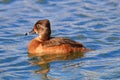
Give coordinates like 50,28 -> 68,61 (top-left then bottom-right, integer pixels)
42,37 -> 84,47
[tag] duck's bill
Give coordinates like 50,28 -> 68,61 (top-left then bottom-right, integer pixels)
25,29 -> 36,35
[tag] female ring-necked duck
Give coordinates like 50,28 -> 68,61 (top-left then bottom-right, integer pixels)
26,19 -> 91,55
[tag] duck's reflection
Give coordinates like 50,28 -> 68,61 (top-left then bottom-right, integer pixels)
28,52 -> 84,79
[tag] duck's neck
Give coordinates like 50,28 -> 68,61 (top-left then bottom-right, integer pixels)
38,34 -> 50,41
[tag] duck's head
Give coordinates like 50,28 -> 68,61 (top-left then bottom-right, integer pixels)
26,19 -> 51,40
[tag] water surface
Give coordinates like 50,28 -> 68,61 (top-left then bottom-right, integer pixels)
0,0 -> 120,80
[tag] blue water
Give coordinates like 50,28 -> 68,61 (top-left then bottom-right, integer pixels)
0,0 -> 120,80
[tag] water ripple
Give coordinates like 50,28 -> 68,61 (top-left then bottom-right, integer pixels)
0,0 -> 120,80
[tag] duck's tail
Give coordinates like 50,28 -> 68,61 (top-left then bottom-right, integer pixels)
84,48 -> 94,52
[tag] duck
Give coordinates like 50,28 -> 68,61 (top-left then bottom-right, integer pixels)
26,19 -> 90,55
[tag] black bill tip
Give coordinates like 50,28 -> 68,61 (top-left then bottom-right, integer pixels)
25,32 -> 29,36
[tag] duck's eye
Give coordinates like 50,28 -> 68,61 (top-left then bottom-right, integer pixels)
36,24 -> 41,29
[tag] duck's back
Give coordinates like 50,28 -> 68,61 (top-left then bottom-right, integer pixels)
39,37 -> 88,54
42,37 -> 84,48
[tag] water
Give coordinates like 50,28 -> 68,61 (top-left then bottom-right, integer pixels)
0,0 -> 120,80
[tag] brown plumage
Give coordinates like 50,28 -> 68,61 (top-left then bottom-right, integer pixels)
26,19 -> 91,55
